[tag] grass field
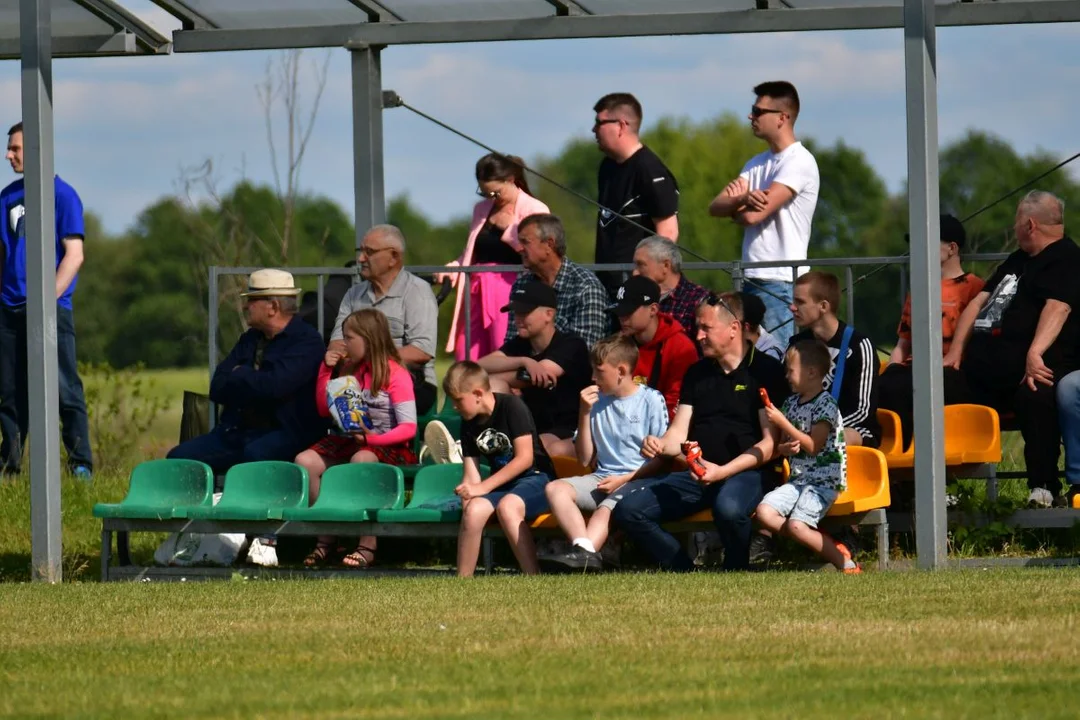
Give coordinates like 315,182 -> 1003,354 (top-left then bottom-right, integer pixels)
0,570 -> 1078,718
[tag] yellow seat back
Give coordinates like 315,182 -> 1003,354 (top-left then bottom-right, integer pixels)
829,445 -> 891,515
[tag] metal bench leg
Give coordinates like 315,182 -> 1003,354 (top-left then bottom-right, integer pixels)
101,528 -> 112,582
877,520 -> 889,571
482,537 -> 494,574
117,531 -> 132,567
987,465 -> 998,502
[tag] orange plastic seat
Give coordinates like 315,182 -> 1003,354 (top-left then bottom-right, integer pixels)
877,408 -> 913,469
943,404 -> 1002,465
829,445 -> 891,515
529,513 -> 560,529
551,455 -> 591,480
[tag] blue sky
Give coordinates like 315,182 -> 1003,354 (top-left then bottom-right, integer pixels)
1,3 -> 1077,234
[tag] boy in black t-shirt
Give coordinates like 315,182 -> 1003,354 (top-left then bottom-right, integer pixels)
593,93 -> 680,298
444,362 -> 555,577
477,281 -> 591,458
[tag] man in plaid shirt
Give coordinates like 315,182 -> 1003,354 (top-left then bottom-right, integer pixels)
632,235 -> 711,343
503,214 -> 609,348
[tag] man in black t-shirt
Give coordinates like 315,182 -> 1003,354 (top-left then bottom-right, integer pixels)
611,293 -> 783,571
948,192 -> 1080,505
477,281 -> 591,459
593,93 -> 680,299
789,271 -> 881,447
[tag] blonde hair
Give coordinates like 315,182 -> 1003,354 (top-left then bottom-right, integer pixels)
341,309 -> 401,393
590,333 -> 639,371
442,361 -> 490,397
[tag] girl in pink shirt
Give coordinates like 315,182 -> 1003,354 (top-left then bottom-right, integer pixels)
296,308 -> 417,568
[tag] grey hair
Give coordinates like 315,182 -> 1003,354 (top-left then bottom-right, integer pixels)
274,296 -> 299,315
519,213 -> 567,257
635,235 -> 681,273
1018,190 -> 1065,226
366,224 -> 407,253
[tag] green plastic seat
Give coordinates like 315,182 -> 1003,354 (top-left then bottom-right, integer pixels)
281,463 -> 405,521
185,461 -> 309,521
92,459 -> 214,520
376,464 -> 466,523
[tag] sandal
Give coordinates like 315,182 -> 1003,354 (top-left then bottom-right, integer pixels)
342,544 -> 376,569
303,542 -> 334,567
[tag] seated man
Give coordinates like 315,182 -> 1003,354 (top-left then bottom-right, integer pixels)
739,291 -> 785,361
479,281 -> 591,458
880,214 -> 984,446
168,269 -> 326,472
609,275 -> 699,420
612,293 -> 786,572
632,235 -> 710,344
789,271 -> 881,447
329,225 -> 439,415
504,213 -> 609,348
951,192 -> 1080,507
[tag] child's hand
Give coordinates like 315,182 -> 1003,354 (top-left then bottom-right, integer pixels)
596,472 -> 630,493
455,481 -> 484,501
324,349 -> 346,367
528,360 -> 558,389
778,438 -> 800,456
579,385 -> 600,411
641,435 -> 667,459
350,432 -> 367,445
764,404 -> 785,427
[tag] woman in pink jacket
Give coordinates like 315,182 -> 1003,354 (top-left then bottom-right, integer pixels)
442,153 -> 550,360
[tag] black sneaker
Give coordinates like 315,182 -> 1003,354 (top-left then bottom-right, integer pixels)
540,548 -> 604,573
748,533 -> 774,567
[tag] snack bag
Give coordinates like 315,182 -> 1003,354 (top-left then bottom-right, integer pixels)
325,375 -> 373,434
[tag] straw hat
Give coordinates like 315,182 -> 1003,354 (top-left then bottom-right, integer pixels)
240,269 -> 302,298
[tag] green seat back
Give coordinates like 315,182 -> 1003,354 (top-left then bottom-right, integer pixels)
192,461 -> 308,520
93,459 -> 214,519
282,463 -> 404,521
409,464 -> 466,507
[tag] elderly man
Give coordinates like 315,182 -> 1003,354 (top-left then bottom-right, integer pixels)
949,191 -> 1080,507
330,225 -> 439,415
632,235 -> 710,344
167,269 -> 326,472
503,213 -> 608,348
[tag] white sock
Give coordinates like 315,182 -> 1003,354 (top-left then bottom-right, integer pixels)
843,559 -> 857,570
572,538 -> 597,554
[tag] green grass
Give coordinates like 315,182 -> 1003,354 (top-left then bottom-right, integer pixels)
0,571 -> 1078,718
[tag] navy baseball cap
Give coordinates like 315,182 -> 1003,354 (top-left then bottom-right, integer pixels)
607,275 -> 662,316
501,281 -> 557,313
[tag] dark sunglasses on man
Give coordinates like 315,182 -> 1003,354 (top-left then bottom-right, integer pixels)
750,105 -> 785,119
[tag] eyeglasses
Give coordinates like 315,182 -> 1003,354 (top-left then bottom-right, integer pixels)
476,186 -> 500,199
704,293 -> 739,320
358,245 -> 393,258
592,118 -> 621,130
750,106 -> 785,118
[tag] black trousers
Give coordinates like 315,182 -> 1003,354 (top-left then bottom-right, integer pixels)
878,364 -> 969,448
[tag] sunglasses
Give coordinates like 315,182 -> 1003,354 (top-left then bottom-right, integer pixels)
704,293 -> 739,320
476,186 -> 501,199
592,118 -> 621,130
750,105 -> 785,118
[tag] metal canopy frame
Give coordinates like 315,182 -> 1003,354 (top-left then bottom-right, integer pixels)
18,0 -> 1079,578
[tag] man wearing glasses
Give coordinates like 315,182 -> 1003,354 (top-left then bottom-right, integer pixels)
593,93 -> 680,300
329,225 -> 440,414
709,81 -> 820,349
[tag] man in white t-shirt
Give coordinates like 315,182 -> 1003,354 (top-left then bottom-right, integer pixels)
709,81 -> 820,349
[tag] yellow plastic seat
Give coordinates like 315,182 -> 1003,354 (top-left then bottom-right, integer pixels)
829,445 -> 891,515
551,455 -> 591,480
877,408 -> 913,469
943,404 -> 1002,465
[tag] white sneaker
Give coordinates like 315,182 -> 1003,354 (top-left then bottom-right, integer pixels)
246,537 -> 279,567
424,420 -> 463,464
1027,487 -> 1054,509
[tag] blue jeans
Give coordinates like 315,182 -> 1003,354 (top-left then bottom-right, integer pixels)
612,469 -> 764,571
167,425 -> 310,475
0,305 -> 92,473
745,280 -> 794,349
1057,370 -> 1080,487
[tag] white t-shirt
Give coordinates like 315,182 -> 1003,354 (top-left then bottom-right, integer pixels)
739,141 -> 820,282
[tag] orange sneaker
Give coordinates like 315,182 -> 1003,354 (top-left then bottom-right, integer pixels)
843,563 -> 862,575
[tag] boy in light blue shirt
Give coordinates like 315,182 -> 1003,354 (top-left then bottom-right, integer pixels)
542,334 -> 668,571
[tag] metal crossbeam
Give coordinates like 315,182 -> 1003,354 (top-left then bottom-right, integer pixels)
149,0 -> 218,31
344,0 -> 404,22
172,2 -> 1080,52
74,0 -> 170,53
0,32 -> 134,59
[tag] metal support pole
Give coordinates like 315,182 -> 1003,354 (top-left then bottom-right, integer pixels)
351,44 -> 385,247
845,265 -> 855,327
21,0 -> 62,583
463,268 -> 471,360
731,261 -> 743,292
207,266 -> 218,430
316,274 -> 325,339
904,0 -> 947,569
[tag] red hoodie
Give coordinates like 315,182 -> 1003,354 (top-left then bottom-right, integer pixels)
632,313 -> 700,420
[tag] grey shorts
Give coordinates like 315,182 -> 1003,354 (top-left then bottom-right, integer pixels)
760,483 -> 838,528
558,474 -> 659,512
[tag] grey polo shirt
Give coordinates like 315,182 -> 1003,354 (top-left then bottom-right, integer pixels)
330,269 -> 438,386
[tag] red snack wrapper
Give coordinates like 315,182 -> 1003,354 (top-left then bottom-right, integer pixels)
759,387 -> 773,409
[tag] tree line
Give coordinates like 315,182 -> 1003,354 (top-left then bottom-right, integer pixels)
73,116 -> 1080,369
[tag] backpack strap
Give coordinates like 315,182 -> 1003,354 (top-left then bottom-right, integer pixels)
649,342 -> 665,389
831,325 -> 854,402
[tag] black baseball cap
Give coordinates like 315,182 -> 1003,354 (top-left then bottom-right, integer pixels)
501,281 -> 557,314
738,291 -> 766,329
607,275 -> 661,316
904,213 -> 966,248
